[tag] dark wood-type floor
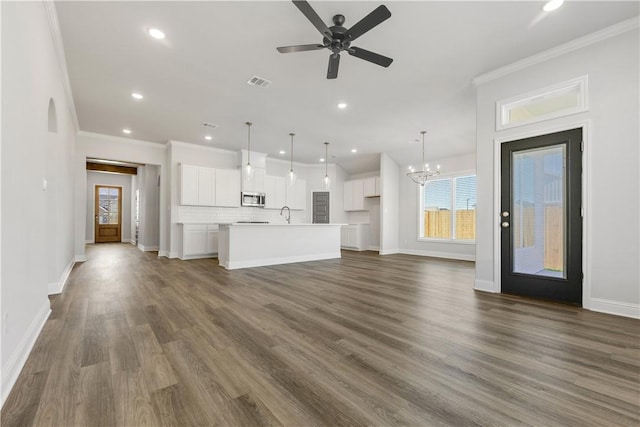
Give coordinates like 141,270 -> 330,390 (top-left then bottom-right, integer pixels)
2,244 -> 639,426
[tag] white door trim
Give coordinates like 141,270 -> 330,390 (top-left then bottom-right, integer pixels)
493,120 -> 591,309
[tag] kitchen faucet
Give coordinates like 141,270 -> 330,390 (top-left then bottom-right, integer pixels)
280,205 -> 291,224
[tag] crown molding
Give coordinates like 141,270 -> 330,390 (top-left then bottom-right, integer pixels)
473,16 -> 639,87
78,131 -> 166,150
43,0 -> 80,131
167,140 -> 238,155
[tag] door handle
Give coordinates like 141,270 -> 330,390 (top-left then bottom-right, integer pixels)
95,215 -> 99,223
501,221 -> 510,228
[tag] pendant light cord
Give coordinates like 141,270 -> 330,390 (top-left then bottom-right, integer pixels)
421,130 -> 426,169
290,133 -> 295,171
246,122 -> 252,165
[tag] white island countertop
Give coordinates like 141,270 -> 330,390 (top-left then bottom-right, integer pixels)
217,223 -> 344,270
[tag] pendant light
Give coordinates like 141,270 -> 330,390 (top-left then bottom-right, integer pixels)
323,142 -> 331,190
407,131 -> 440,186
288,133 -> 297,186
244,122 -> 254,182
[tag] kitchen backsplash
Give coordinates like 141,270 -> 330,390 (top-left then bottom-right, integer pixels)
177,205 -> 305,224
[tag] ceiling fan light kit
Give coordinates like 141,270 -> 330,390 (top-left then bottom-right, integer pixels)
277,0 -> 393,79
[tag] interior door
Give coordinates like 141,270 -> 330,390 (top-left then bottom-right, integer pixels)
313,192 -> 330,223
95,185 -> 122,243
501,128 -> 582,304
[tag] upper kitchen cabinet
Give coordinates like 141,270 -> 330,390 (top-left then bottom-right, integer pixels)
264,174 -> 286,209
344,179 -> 365,211
215,168 -> 241,207
181,164 -> 215,206
285,178 -> 306,210
241,167 -> 266,193
180,164 -> 240,207
363,177 -> 381,198
180,164 -> 200,205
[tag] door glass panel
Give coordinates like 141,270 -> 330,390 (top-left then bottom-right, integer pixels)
512,145 -> 566,279
97,186 -> 120,225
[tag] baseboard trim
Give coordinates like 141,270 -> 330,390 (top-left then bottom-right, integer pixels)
400,249 -> 475,262
379,248 -> 400,255
137,244 -> 159,252
589,298 -> 640,319
223,252 -> 341,270
47,258 -> 75,295
367,245 -> 380,251
474,279 -> 497,293
84,239 -> 93,244
129,239 -> 136,245
1,299 -> 51,408
75,254 -> 87,263
158,250 -> 170,258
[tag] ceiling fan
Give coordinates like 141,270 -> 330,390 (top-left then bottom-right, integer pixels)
277,0 -> 393,79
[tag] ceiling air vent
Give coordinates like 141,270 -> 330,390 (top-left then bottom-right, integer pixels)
247,76 -> 272,88
202,122 -> 217,129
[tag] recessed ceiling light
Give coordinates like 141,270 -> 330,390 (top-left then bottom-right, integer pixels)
320,158 -> 325,162
351,149 -> 357,153
205,135 -> 212,141
543,0 -> 564,12
148,28 -> 165,40
279,150 -> 286,155
337,103 -> 347,109
131,92 -> 143,100
122,129 -> 132,134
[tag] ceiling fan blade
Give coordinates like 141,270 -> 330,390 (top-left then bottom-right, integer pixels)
277,44 -> 325,53
343,5 -> 391,42
327,53 -> 340,79
292,0 -> 333,39
348,47 -> 393,68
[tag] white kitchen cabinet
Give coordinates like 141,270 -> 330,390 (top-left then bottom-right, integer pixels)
343,179 -> 365,211
198,167 -> 216,206
181,164 -> 239,207
242,167 -> 265,193
215,168 -> 241,207
341,224 -> 370,251
264,175 -> 286,209
286,178 -> 306,210
363,176 -> 381,198
180,164 -> 200,205
181,224 -> 219,259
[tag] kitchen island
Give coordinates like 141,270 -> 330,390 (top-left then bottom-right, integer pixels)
217,223 -> 343,270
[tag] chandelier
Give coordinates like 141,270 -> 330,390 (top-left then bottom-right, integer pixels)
407,131 -> 440,186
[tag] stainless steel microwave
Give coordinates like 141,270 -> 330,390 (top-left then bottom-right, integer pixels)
241,192 -> 266,207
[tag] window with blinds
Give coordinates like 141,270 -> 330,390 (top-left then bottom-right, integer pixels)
421,175 -> 476,241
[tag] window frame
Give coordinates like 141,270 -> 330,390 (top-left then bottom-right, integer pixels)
417,171 -> 476,244
496,75 -> 588,131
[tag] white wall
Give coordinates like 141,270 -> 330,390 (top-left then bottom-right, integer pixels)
399,153 -> 476,260
74,132 -> 166,259
1,1 -> 77,405
380,153 -> 400,254
85,171 -> 132,243
137,165 -> 160,251
475,28 -> 639,317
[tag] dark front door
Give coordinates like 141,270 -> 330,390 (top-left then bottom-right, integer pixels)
312,192 -> 330,224
501,128 -> 582,304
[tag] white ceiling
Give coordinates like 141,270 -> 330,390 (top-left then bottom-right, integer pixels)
56,1 -> 638,174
